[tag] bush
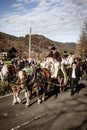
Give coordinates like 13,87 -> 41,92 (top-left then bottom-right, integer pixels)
4,60 -> 11,64
0,81 -> 10,95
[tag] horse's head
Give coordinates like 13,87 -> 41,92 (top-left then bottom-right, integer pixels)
1,64 -> 17,82
1,64 -> 8,81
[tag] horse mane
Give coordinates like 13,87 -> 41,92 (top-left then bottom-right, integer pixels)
26,64 -> 36,87
8,64 -> 17,76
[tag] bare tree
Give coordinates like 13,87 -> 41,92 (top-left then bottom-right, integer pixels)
76,22 -> 87,59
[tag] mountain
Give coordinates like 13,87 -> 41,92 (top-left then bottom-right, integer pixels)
63,42 -> 76,53
0,32 -> 76,59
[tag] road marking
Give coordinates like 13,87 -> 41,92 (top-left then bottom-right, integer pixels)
11,112 -> 48,130
0,93 -> 12,99
0,90 -> 25,99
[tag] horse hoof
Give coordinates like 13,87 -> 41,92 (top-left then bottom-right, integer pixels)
62,89 -> 65,92
25,105 -> 29,107
38,102 -> 40,104
37,100 -> 41,104
18,100 -> 21,104
25,103 -> 29,107
42,97 -> 45,102
12,102 -> 16,106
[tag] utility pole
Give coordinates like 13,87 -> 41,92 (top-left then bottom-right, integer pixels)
29,27 -> 32,62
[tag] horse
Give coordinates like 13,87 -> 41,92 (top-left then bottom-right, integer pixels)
1,63 -> 51,107
21,64 -> 51,106
36,67 -> 51,101
1,64 -> 22,105
20,63 -> 42,106
1,64 -> 41,107
40,57 -> 68,92
40,57 -> 59,78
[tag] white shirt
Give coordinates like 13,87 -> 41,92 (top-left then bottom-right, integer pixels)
72,68 -> 76,78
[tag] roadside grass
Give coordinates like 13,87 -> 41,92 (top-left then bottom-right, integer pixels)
3,60 -> 11,64
0,81 -> 11,95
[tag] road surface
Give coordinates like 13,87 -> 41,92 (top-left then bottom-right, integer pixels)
0,74 -> 87,130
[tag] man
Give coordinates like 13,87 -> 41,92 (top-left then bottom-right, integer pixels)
67,53 -> 74,67
0,59 -> 4,81
47,46 -> 61,61
68,62 -> 82,95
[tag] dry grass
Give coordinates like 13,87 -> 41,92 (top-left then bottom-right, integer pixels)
0,81 -> 10,95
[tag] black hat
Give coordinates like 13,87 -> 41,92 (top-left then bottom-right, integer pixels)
51,46 -> 56,50
27,62 -> 31,66
64,51 -> 67,54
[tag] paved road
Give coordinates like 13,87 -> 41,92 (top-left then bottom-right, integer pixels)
0,74 -> 87,130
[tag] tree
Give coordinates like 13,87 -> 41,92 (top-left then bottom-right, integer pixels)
76,22 -> 87,59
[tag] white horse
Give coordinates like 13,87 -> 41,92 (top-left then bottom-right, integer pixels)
0,71 -> 4,82
40,57 -> 60,78
40,57 -> 68,92
0,64 -> 8,82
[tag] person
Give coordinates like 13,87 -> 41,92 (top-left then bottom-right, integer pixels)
0,59 -> 4,81
68,62 -> 82,95
67,53 -> 74,67
47,46 -> 61,61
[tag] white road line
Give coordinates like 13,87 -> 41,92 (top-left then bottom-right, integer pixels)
0,90 -> 25,99
11,112 -> 48,130
0,93 -> 12,99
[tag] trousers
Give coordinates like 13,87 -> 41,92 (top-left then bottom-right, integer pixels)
70,78 -> 78,95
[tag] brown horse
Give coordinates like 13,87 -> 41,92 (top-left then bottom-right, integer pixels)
1,64 -> 41,107
1,64 -> 22,105
37,67 -> 51,101
21,65 -> 51,106
2,63 -> 51,107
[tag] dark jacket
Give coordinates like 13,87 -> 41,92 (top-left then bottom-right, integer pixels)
68,67 -> 82,81
47,51 -> 61,61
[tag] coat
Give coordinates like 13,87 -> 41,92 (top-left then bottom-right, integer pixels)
47,51 -> 61,61
68,66 -> 82,81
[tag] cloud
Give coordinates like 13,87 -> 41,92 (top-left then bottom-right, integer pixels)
16,0 -> 37,3
0,0 -> 87,42
11,3 -> 23,8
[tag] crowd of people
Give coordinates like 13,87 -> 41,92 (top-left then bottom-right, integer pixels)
0,46 -> 87,96
42,47 -> 87,95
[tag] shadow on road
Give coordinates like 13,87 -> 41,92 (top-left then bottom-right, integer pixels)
71,83 -> 86,96
20,81 -> 86,107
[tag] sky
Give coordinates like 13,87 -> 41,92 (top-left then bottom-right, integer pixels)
0,0 -> 87,43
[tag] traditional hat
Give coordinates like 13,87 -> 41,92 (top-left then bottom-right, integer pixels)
51,46 -> 56,50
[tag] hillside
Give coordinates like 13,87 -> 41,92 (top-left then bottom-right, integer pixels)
0,32 -> 76,59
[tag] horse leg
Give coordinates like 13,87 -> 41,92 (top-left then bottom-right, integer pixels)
43,80 -> 51,101
35,84 -> 41,104
25,90 -> 30,107
16,91 -> 21,104
11,85 -> 21,105
41,83 -> 46,102
36,90 -> 41,104
12,94 -> 17,105
58,77 -> 64,93
46,80 -> 50,93
11,86 -> 17,105
42,92 -> 45,102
